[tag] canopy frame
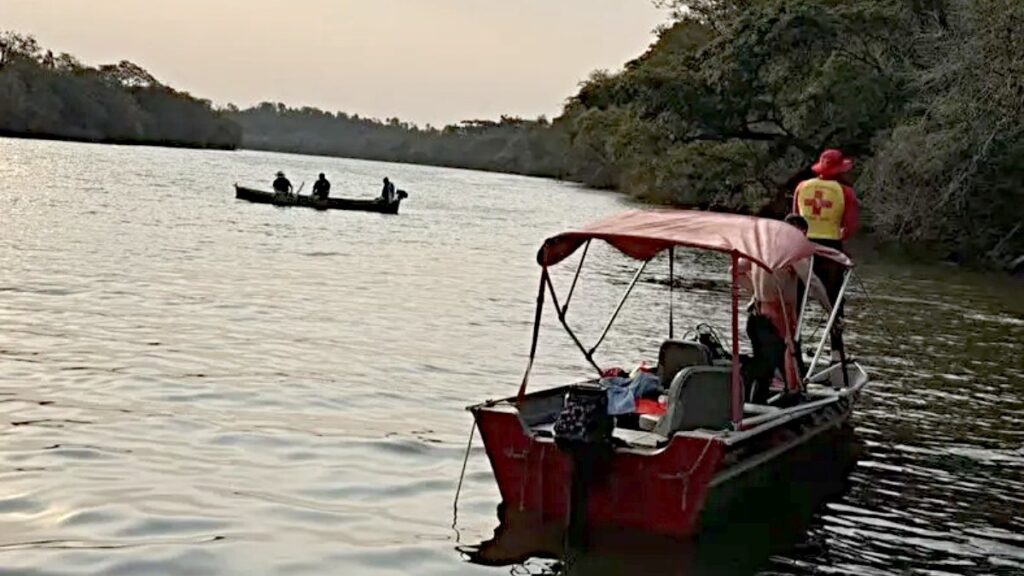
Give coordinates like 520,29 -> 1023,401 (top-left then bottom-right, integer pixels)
538,210 -> 853,272
517,210 -> 857,429
804,269 -> 853,386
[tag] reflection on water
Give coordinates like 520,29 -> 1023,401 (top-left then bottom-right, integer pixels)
1,137 -> 1022,575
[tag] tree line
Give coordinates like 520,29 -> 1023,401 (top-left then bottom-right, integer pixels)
230,104 -> 566,178
555,0 -> 1023,268
0,31 -> 240,149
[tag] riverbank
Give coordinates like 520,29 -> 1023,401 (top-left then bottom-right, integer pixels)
240,132 -> 1024,275
6,125 -> 1020,274
238,140 -> 557,179
0,129 -> 237,151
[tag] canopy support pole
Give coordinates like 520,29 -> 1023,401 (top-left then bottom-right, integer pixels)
588,259 -> 649,357
794,254 -> 815,392
773,281 -> 799,395
795,255 -> 814,338
561,240 -> 590,316
545,272 -> 603,375
730,252 -> 743,428
806,269 -> 852,387
517,269 -> 549,402
669,247 -> 676,339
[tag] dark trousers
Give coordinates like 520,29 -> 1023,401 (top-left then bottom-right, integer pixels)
745,313 -> 786,404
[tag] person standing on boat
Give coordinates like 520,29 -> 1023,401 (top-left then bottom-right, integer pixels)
272,171 -> 293,196
793,149 -> 860,359
793,150 -> 859,249
737,244 -> 831,400
381,177 -> 396,203
312,173 -> 331,200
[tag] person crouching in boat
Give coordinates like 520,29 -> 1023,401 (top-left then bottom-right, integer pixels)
273,171 -> 293,198
312,173 -> 331,200
794,149 -> 860,361
736,225 -> 831,402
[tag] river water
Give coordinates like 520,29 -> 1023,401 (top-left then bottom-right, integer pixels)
0,137 -> 1021,576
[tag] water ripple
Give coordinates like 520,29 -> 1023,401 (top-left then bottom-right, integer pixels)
1,138 -> 1021,575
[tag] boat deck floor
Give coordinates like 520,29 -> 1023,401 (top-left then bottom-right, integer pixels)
526,384 -> 846,451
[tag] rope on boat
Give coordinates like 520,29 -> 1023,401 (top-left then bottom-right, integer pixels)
451,420 -> 478,537
679,436 -> 717,512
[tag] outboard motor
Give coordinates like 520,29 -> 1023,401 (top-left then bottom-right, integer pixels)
695,323 -> 731,361
553,384 -> 614,547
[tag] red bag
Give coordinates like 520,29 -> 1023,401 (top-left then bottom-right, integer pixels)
601,367 -> 626,378
636,399 -> 666,416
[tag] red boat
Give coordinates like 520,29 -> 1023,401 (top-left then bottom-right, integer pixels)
468,210 -> 869,539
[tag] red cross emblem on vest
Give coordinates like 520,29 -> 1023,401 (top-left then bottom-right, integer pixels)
803,190 -> 834,216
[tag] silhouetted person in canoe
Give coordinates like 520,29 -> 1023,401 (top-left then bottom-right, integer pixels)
272,171 -> 293,195
313,173 -> 331,200
381,177 -> 396,203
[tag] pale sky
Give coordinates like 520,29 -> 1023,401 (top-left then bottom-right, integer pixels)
0,0 -> 667,126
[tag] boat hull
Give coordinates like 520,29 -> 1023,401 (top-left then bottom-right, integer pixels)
464,423 -> 862,570
234,185 -> 405,214
470,388 -> 856,538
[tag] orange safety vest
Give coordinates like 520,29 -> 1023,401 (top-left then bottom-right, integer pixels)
795,178 -> 846,240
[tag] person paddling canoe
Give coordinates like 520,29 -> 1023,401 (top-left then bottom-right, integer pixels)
272,171 -> 293,196
312,173 -> 331,200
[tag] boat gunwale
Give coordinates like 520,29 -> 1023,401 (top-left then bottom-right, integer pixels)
470,381 -> 861,493
468,360 -> 868,456
233,184 -> 405,213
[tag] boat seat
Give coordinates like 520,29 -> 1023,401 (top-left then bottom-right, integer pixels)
612,428 -> 666,449
657,340 -> 712,385
534,422 -> 666,449
532,422 -> 556,438
654,366 -> 733,436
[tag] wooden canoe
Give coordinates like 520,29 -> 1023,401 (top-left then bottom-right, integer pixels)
234,185 -> 407,215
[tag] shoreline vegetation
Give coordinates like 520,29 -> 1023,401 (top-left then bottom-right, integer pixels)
0,32 -> 240,150
2,0 -> 1021,270
0,129 -> 237,150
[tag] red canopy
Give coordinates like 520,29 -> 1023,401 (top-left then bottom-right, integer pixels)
538,209 -> 852,271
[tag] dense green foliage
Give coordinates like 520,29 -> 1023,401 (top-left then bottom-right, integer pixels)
559,0 -> 1023,264
231,104 -> 566,178
0,32 -> 240,149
